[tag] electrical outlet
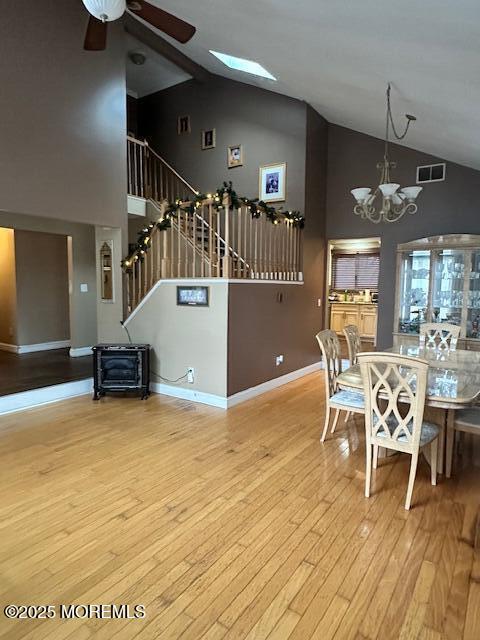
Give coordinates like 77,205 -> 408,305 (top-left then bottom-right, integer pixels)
317,298 -> 322,307
275,355 -> 284,366
187,367 -> 195,383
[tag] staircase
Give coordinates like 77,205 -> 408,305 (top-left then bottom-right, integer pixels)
125,136 -> 303,313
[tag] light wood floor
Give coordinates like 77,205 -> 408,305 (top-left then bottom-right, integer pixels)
0,374 -> 478,640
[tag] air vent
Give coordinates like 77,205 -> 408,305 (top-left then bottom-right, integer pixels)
416,163 -> 446,184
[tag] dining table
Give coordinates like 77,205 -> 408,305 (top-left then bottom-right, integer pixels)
336,337 -> 480,474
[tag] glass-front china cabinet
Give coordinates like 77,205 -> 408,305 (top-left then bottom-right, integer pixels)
395,235 -> 480,349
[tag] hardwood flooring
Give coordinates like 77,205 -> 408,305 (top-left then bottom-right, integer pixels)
0,373 -> 478,639
0,349 -> 92,396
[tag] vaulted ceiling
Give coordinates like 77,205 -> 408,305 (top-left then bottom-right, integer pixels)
142,0 -> 480,170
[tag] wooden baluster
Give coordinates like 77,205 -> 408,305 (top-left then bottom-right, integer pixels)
150,234 -> 154,289
169,214 -> 174,278
237,205 -> 242,278
298,227 -> 303,281
201,207 -> 205,277
184,209 -> 189,277
243,206 -> 252,278
177,208 -> 182,277
193,210 -> 197,278
208,204 -> 213,277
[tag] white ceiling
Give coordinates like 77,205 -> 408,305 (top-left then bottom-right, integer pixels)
126,33 -> 190,97
140,0 -> 480,170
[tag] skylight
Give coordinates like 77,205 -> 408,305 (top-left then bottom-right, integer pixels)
209,51 -> 276,81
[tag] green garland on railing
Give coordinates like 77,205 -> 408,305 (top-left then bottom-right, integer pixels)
122,182 -> 305,270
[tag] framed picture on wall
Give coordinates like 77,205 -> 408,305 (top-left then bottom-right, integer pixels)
177,115 -> 191,135
259,162 -> 286,202
201,129 -> 216,150
227,144 -> 244,168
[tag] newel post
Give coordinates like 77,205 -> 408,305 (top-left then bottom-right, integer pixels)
159,201 -> 170,279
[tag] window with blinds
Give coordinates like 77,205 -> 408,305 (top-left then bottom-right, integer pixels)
331,252 -> 380,290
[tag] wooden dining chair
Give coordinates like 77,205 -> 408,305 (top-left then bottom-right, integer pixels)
446,405 -> 480,478
357,352 -> 440,510
316,330 -> 365,443
419,322 -> 460,350
343,324 -> 363,423
343,324 -> 362,367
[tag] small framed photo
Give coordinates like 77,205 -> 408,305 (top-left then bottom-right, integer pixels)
227,144 -> 244,168
201,129 -> 216,150
177,286 -> 209,307
259,162 -> 286,202
177,115 -> 191,135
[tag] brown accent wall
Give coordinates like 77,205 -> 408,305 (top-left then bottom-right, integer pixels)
14,231 -> 70,346
326,124 -> 480,348
0,0 -> 127,228
138,76 -> 307,211
227,106 -> 328,396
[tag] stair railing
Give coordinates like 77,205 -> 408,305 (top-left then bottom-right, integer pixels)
127,136 -> 198,202
125,196 -> 303,313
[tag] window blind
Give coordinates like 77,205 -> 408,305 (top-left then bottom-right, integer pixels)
331,252 -> 379,290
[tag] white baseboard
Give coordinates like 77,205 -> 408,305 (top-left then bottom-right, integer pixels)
151,382 -> 228,409
0,342 -> 18,353
0,378 -> 93,416
69,347 -> 93,357
150,361 -> 322,409
226,361 -> 322,408
17,340 -> 71,354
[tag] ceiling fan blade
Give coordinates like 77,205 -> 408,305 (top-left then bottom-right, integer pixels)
84,16 -> 108,51
127,1 -> 196,43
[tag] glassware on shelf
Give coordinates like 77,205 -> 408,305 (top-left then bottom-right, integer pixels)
398,250 -> 430,334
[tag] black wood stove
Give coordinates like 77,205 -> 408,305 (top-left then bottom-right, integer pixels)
92,344 -> 150,400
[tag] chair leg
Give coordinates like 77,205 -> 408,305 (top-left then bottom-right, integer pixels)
430,438 -> 438,486
365,442 -> 372,498
405,451 -> 419,510
344,411 -> 351,423
373,444 -> 379,469
321,404 -> 331,443
445,417 -> 455,479
331,409 -> 340,434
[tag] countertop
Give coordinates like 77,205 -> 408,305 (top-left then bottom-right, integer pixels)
329,300 -> 378,305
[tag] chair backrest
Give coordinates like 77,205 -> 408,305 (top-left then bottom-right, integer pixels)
315,329 -> 342,400
419,322 -> 460,350
357,352 -> 429,452
343,324 -> 362,367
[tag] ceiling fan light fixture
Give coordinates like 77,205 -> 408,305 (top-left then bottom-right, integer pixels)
82,0 -> 126,22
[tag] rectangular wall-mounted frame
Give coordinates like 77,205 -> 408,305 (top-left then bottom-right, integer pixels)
99,239 -> 114,303
177,286 -> 209,307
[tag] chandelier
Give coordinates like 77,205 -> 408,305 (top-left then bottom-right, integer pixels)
351,84 -> 422,223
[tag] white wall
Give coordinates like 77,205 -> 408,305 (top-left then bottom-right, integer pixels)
126,280 -> 228,397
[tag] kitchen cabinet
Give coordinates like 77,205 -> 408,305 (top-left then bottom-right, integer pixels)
330,303 -> 377,339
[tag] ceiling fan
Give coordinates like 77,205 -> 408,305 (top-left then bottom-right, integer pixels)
82,0 -> 196,51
